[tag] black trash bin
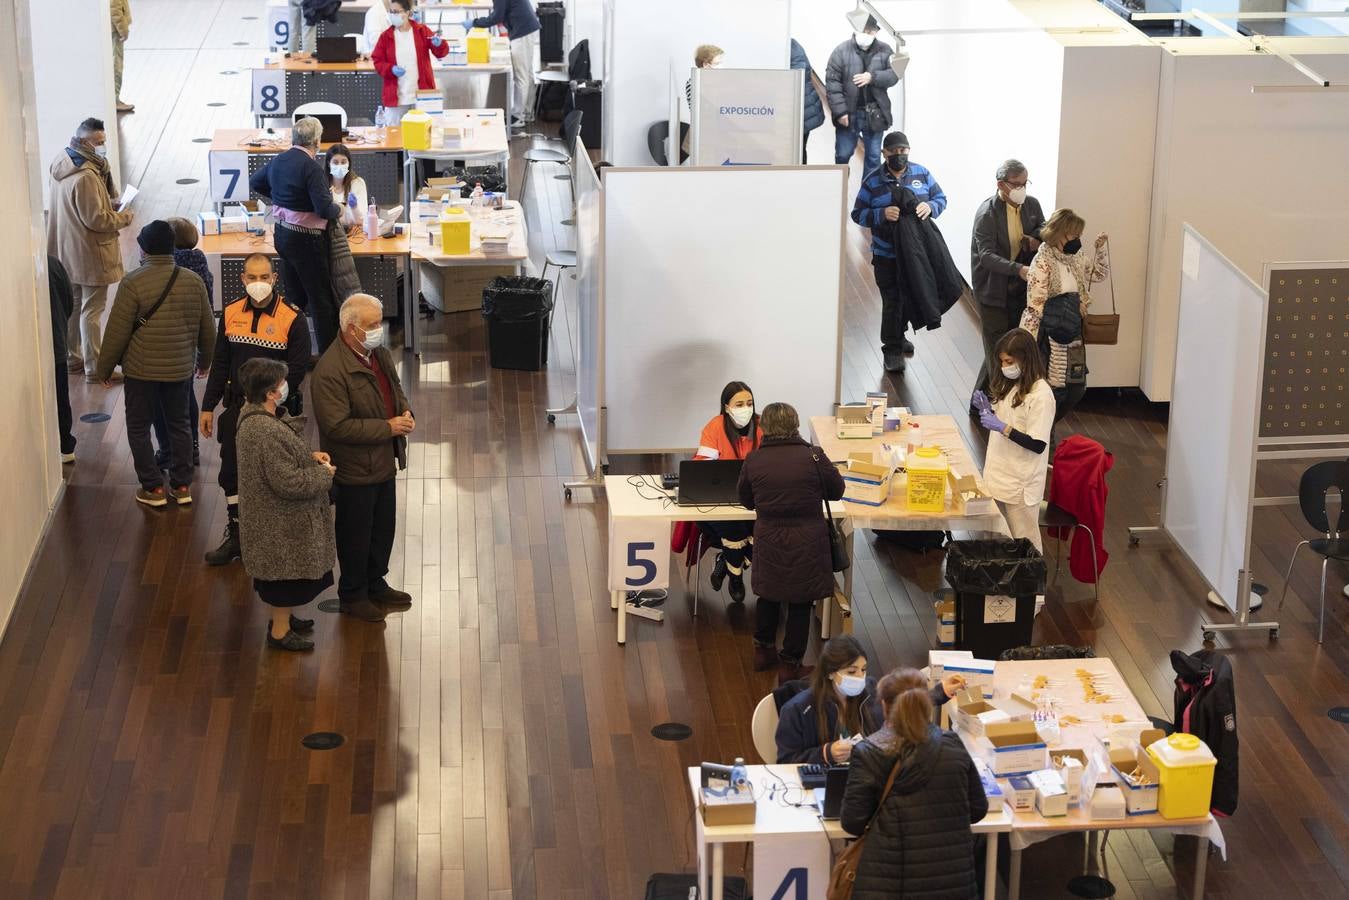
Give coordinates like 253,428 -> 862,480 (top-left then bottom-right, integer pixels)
482,276 -> 553,371
945,538 -> 1046,659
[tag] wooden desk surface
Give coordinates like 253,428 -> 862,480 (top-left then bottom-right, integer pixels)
198,229 -> 411,257
211,127 -> 405,154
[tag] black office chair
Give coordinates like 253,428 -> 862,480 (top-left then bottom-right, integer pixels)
1277,460 -> 1349,644
646,121 -> 690,166
1039,463 -> 1101,600
519,110 -> 583,208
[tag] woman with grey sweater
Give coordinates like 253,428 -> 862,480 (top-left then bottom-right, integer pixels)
234,357 -> 337,651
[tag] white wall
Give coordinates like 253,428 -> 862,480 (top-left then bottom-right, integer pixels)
567,0 -> 604,78
1141,49 -> 1349,399
28,0 -> 120,208
603,0 -> 791,166
1,0 -> 66,633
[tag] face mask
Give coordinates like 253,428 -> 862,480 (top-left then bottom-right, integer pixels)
94,145 -> 108,159
359,324 -> 384,350
330,163 -> 349,180
1001,364 -> 1021,381
245,281 -> 273,304
388,12 -> 406,27
837,674 -> 866,698
1063,238 -> 1083,255
854,32 -> 874,49
1006,186 -> 1027,206
274,381 -> 289,405
727,406 -> 753,429
886,153 -> 907,172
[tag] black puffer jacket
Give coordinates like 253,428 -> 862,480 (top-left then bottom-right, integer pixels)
737,436 -> 845,604
886,186 -> 966,332
841,726 -> 987,900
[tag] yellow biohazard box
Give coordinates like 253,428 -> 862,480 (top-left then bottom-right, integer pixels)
439,207 -> 471,255
906,446 -> 948,513
1145,733 -> 1217,819
401,108 -> 433,151
466,28 -> 491,64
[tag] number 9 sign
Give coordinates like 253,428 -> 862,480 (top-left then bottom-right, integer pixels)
266,3 -> 290,51
607,518 -> 670,592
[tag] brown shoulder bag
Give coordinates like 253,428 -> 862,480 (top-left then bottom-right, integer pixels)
826,753 -> 905,900
1082,239 -> 1119,345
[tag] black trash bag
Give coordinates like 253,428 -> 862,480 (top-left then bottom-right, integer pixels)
945,538 -> 1046,597
442,164 -> 506,196
481,277 -> 554,322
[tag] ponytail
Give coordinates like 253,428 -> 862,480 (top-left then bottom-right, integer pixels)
877,668 -> 933,750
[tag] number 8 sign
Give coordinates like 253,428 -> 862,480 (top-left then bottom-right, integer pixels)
251,68 -> 287,117
607,517 -> 670,592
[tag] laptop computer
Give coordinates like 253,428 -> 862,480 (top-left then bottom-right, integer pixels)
298,113 -> 345,144
815,766 -> 850,820
676,459 -> 743,507
315,36 -> 359,63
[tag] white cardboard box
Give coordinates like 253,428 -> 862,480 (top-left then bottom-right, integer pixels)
1029,769 -> 1068,817
929,650 -> 973,684
1090,785 -> 1127,820
945,658 -> 996,697
1006,776 -> 1035,811
197,212 -> 221,236
1050,749 -> 1089,806
980,722 -> 1048,777
219,214 -> 248,234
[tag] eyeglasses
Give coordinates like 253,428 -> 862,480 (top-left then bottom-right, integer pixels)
1003,179 -> 1032,188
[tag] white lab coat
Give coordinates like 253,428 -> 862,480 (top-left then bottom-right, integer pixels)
331,175 -> 370,227
982,379 -> 1056,507
361,3 -> 391,55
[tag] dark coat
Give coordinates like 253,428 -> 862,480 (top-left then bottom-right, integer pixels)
824,37 -> 897,127
841,726 -> 988,900
1170,649 -> 1238,816
887,185 -> 966,332
94,257 -> 215,383
48,256 -> 74,361
737,436 -> 845,604
970,193 -> 1046,309
774,678 -> 953,765
311,339 -> 411,486
791,39 -> 825,133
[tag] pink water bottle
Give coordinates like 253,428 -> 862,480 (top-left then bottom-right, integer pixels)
364,202 -> 379,240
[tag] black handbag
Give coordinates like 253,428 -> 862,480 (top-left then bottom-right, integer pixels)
812,453 -> 850,572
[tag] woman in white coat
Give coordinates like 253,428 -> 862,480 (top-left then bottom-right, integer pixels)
972,328 -> 1056,551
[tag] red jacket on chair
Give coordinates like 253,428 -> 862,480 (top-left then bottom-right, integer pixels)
371,22 -> 450,108
1047,435 -> 1113,583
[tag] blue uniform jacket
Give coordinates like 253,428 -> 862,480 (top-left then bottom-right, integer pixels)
850,161 -> 947,260
472,0 -> 540,39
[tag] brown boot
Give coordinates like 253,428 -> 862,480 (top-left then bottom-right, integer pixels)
752,644 -> 778,672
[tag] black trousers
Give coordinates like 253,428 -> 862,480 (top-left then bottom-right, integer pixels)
124,377 -> 192,490
153,383 -> 199,463
697,520 -> 753,574
974,293 -> 1028,394
754,598 -> 813,664
214,404 -> 242,497
872,259 -> 908,354
274,224 -> 338,352
53,355 -> 75,454
334,479 -> 397,601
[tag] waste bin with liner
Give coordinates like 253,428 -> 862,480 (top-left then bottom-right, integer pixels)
944,538 -> 1046,658
482,276 -> 554,371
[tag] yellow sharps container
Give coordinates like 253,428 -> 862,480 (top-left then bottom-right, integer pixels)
401,108 -> 433,150
439,207 -> 471,255
466,29 -> 491,64
905,446 -> 948,513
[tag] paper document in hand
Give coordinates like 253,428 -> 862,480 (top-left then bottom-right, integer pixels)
117,183 -> 140,213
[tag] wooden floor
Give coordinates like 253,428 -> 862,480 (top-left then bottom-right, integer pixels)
4,2 -> 1347,897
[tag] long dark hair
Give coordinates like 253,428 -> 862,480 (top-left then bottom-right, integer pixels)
325,143 -> 356,196
810,635 -> 878,747
989,328 -> 1046,408
718,380 -> 760,458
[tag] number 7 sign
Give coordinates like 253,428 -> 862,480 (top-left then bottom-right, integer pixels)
208,150 -> 250,203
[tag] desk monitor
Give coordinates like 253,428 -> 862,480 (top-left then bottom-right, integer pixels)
298,113 -> 345,144
817,766 -> 850,820
315,36 -> 359,63
676,459 -> 743,507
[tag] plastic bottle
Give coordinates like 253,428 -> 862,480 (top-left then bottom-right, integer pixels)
470,182 -> 484,207
364,202 -> 379,240
905,420 -> 923,456
729,757 -> 749,796
374,106 -> 386,141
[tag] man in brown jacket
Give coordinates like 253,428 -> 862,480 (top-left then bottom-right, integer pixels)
47,117 -> 134,380
311,294 -> 415,622
96,221 -> 215,507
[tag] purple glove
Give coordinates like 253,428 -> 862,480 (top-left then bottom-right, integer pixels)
391,65 -> 406,77
347,192 -> 359,209
979,408 -> 1008,435
430,35 -> 443,47
971,390 -> 991,413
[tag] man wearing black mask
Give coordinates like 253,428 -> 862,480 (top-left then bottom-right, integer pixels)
850,131 -> 948,373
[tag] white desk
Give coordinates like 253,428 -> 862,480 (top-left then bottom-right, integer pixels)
956,658 -> 1222,900
402,109 -> 512,216
688,764 -> 1012,900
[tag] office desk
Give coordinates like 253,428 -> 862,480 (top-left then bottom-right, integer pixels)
209,126 -> 405,207
688,765 -> 1012,900
958,658 -> 1223,900
198,229 -> 415,351
402,109 -> 511,213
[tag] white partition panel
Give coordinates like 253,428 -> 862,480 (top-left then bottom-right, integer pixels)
574,144 -> 603,475
601,167 -> 846,454
1162,225 -> 1267,612
690,68 -> 804,166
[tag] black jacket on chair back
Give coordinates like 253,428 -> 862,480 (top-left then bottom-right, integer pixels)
1170,649 -> 1239,816
840,726 -> 988,900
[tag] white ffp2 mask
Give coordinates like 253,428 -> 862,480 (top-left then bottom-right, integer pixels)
727,406 -> 753,429
245,281 -> 273,303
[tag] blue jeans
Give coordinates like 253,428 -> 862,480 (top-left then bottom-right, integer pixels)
835,123 -> 883,176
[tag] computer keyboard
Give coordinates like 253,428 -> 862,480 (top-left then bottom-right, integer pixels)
661,473 -> 679,490
798,763 -> 827,789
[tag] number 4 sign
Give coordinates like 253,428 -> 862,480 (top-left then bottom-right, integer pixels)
607,517 -> 670,592
208,150 -> 250,203
252,68 -> 287,117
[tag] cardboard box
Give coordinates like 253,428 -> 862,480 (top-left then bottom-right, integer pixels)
836,404 -> 872,439
973,759 -> 1003,802
418,262 -> 518,313
419,177 -> 465,202
928,649 -> 972,683
944,658 -> 996,697
1050,749 -> 1090,806
1006,776 -> 1035,811
1109,745 -> 1161,815
197,212 -> 220,236
830,590 -> 854,636
1029,769 -> 1068,817
981,721 -> 1048,777
948,467 -> 996,516
934,598 -> 956,646
414,90 -> 444,115
866,392 -> 887,434
951,690 -> 1011,738
1089,784 -> 1127,820
840,455 -> 896,507
218,214 -> 248,234
700,790 -> 756,826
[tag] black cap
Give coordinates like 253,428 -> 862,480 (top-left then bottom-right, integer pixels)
883,132 -> 909,151
137,220 -> 175,256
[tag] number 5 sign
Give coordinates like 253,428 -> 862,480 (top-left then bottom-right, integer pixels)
607,517 -> 670,592
252,68 -> 287,117
208,150 -> 250,203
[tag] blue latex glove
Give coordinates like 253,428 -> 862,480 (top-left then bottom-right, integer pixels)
430,35 -> 443,47
971,390 -> 991,413
979,408 -> 1008,435
391,65 -> 406,77
347,192 -> 359,209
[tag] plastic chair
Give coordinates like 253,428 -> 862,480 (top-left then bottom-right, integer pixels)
646,121 -> 689,166
1039,501 -> 1099,600
532,69 -> 570,121
1277,460 -> 1349,643
518,110 -> 582,206
751,694 -> 779,764
292,101 -> 348,130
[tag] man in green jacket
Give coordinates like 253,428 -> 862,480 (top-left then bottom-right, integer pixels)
96,221 -> 215,507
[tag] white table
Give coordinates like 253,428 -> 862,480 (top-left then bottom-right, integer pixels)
955,658 -> 1222,900
402,108 -> 511,214
689,764 -> 1012,900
